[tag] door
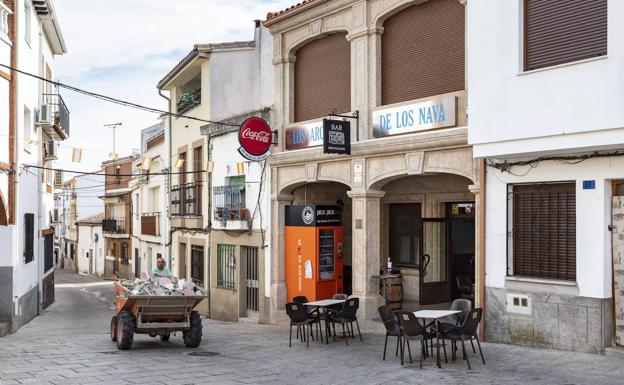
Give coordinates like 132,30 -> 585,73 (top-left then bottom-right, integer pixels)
89,249 -> 93,275
179,243 -> 187,278
242,246 -> 259,315
191,245 -> 205,287
612,181 -> 624,345
134,248 -> 140,278
389,204 -> 422,267
420,218 -> 450,305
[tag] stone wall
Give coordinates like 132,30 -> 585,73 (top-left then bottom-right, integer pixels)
14,285 -> 38,331
0,266 -> 12,329
486,287 -> 612,353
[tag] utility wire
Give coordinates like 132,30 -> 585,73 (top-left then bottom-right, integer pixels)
0,63 -> 239,127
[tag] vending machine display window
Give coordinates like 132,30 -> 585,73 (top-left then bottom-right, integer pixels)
319,230 -> 335,280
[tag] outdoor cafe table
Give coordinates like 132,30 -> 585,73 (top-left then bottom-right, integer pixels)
413,310 -> 462,368
304,299 -> 346,344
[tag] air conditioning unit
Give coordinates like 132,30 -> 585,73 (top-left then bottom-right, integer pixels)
38,104 -> 52,124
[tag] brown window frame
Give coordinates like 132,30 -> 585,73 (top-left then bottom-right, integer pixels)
509,182 -> 576,281
523,0 -> 607,71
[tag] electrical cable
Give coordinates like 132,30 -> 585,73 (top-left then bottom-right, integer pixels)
0,63 -> 238,127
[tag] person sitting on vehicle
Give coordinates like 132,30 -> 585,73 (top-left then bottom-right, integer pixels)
152,256 -> 172,277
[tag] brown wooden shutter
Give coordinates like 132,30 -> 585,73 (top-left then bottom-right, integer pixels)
512,183 -> 576,281
381,0 -> 465,106
524,0 -> 607,71
294,33 -> 351,122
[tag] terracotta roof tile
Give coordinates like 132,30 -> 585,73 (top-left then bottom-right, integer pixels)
265,0 -> 328,26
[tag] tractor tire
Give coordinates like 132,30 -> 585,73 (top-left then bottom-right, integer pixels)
116,310 -> 135,350
160,333 -> 170,342
110,315 -> 118,342
183,311 -> 202,348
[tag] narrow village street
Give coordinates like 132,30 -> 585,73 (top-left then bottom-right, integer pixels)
0,271 -> 621,385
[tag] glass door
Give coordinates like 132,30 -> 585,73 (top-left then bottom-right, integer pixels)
420,218 -> 450,305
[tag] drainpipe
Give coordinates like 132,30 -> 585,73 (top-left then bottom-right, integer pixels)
478,158 -> 486,339
158,88 -> 172,270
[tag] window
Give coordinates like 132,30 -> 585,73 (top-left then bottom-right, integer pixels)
510,183 -> 576,281
179,152 -> 187,185
115,166 -> 121,184
524,0 -> 607,71
24,213 -> 34,263
381,0 -> 464,105
294,32 -> 350,122
23,107 -> 32,152
217,244 -> 236,289
24,0 -> 31,45
120,243 -> 129,265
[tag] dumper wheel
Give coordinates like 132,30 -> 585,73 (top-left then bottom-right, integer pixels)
160,333 -> 170,342
116,311 -> 135,350
110,315 -> 118,342
184,311 -> 202,348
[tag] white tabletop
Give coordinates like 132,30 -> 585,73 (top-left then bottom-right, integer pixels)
304,299 -> 346,307
413,310 -> 461,319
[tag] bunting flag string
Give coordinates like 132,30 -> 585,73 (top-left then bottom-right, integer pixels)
71,148 -> 83,163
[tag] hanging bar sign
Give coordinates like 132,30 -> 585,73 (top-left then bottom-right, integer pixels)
323,119 -> 350,155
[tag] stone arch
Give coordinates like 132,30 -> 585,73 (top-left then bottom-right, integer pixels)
276,161 -> 353,196
287,28 -> 352,58
373,0 -> 432,30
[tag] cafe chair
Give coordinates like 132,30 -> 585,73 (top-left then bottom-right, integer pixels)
332,293 -> 348,300
285,302 -> 318,348
397,311 -> 436,368
378,305 -> 402,361
328,298 -> 362,345
293,295 -> 322,342
439,308 -> 485,370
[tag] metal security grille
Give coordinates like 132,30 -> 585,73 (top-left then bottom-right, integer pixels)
242,246 -> 259,313
524,0 -> 607,71
294,32 -> 351,122
511,183 -> 576,281
381,0 -> 465,105
217,244 -> 236,290
120,243 -> 129,265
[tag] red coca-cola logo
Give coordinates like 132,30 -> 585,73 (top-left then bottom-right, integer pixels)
238,117 -> 272,160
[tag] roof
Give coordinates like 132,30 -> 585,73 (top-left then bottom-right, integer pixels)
34,0 -> 68,54
76,213 -> 104,225
101,154 -> 138,167
141,122 -> 165,152
264,0 -> 328,26
157,41 -> 256,90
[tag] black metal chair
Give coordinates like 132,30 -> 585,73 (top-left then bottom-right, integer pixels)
439,308 -> 485,370
285,302 -> 316,347
397,311 -> 436,368
332,293 -> 348,300
378,305 -> 402,361
437,299 -> 472,331
292,296 -> 322,343
328,298 -> 362,345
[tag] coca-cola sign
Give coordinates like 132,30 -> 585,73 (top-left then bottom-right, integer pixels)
238,117 -> 272,161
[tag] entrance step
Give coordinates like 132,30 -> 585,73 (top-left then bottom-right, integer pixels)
603,347 -> 624,358
0,322 -> 9,337
239,314 -> 259,324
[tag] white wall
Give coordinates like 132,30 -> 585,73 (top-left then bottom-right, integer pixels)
468,0 -> 624,157
485,156 -> 624,299
77,224 -> 104,276
0,225 -> 12,267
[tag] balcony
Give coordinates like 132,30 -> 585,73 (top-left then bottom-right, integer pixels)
213,185 -> 249,230
141,212 -> 160,236
102,217 -> 127,235
171,182 -> 202,229
176,88 -> 201,115
37,93 -> 70,141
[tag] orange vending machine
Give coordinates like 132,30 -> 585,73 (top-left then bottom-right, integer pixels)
285,205 -> 344,302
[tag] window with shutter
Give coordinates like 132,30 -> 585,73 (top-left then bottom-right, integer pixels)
24,213 -> 34,263
381,0 -> 465,106
511,183 -> 576,281
524,0 -> 607,71
294,32 -> 351,123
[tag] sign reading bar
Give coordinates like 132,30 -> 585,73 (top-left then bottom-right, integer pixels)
372,96 -> 457,138
323,119 -> 350,155
238,117 -> 272,161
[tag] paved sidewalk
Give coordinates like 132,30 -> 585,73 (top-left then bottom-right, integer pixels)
0,271 -> 623,385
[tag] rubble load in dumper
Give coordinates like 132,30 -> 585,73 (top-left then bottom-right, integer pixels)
119,276 -> 206,296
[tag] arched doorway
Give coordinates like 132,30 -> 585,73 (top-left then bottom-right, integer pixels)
378,173 -> 475,309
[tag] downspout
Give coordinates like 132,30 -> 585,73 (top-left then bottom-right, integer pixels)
478,158 -> 486,339
206,135 -> 213,318
158,88 -> 172,270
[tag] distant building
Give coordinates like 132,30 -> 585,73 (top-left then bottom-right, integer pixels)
76,213 -> 104,276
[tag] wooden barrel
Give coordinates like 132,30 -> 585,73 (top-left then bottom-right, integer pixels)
380,274 -> 403,310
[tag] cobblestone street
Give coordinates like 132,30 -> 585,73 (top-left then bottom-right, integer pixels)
0,271 -> 622,385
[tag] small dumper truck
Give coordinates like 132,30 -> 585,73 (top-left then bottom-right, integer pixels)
110,281 -> 207,350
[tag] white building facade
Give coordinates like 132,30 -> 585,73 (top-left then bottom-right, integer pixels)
76,214 -> 104,276
0,0 -> 68,334
468,0 -> 621,352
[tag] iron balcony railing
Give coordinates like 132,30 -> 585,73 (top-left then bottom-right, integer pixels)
171,182 -> 202,216
42,93 -> 70,137
213,185 -> 247,221
102,217 -> 127,234
141,212 -> 160,236
176,88 -> 201,115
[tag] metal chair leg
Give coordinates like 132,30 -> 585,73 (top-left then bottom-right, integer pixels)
442,338 -> 448,363
306,325 -> 309,348
400,335 -> 404,366
342,323 -> 348,345
355,319 -> 362,341
289,323 -> 292,347
476,336 -> 486,365
405,337 -> 413,364
461,337 -> 471,370
383,333 -> 389,360
396,335 -> 400,356
419,338 -> 424,369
